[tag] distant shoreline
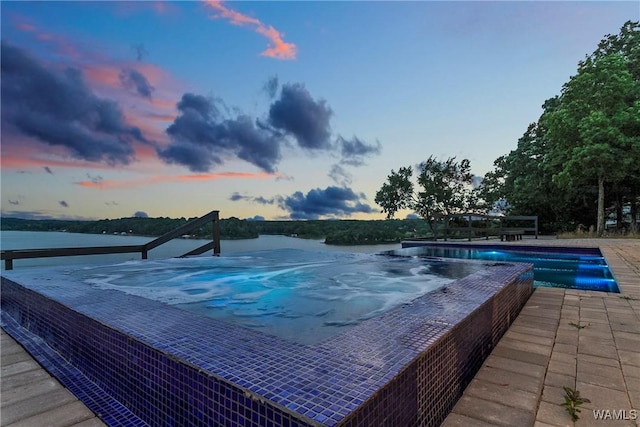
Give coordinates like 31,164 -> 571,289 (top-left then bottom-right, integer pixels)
1,217 -> 430,246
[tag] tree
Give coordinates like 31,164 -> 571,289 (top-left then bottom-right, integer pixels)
544,47 -> 640,235
478,115 -> 595,233
375,156 -> 477,237
481,21 -> 640,235
477,125 -> 551,223
594,21 -> 640,232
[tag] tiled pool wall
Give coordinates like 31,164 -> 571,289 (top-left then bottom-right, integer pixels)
399,241 -> 620,294
334,270 -> 533,427
1,278 -> 313,427
401,241 -> 603,256
1,257 -> 533,427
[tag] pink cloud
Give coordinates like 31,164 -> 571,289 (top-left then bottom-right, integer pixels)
152,1 -> 180,15
177,172 -> 282,181
14,18 -> 81,59
75,171 -> 283,190
1,122 -> 159,173
14,15 -> 183,111
108,1 -> 181,18
0,141 -> 124,171
85,62 -> 181,107
17,22 -> 36,32
79,62 -> 182,147
4,15 -> 187,175
84,65 -> 120,87
203,0 -> 297,60
84,62 -> 174,94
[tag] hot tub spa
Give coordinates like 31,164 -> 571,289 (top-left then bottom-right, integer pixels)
1,248 -> 533,426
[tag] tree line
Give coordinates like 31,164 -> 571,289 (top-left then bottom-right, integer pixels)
0,217 -> 257,240
0,216 -> 432,245
376,21 -> 640,236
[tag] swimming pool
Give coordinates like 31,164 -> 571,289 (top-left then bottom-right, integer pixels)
1,248 -> 533,426
72,249 -> 485,345
400,243 -> 619,293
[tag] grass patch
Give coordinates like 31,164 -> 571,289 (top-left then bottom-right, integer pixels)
569,322 -> 589,329
557,226 -> 639,239
561,386 -> 590,421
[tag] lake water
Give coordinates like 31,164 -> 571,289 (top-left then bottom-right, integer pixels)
0,231 -> 402,270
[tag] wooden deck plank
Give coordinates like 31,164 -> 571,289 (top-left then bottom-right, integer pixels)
0,330 -> 106,427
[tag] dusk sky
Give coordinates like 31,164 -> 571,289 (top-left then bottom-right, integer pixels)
1,1 -> 637,221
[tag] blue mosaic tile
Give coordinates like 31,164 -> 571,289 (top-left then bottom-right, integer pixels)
0,312 -> 148,426
2,250 -> 533,427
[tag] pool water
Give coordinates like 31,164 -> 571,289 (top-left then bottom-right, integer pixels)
397,245 -> 619,292
71,249 -> 485,344
1,250 -> 533,426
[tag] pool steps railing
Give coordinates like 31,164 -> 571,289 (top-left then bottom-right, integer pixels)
0,210 -> 221,270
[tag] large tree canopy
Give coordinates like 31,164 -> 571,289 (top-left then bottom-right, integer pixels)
545,52 -> 640,234
481,20 -> 640,235
477,118 -> 582,232
375,156 -> 476,236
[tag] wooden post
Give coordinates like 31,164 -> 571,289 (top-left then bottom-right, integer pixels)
486,214 -> 490,240
442,215 -> 447,242
212,211 -> 221,256
6,259 -> 13,270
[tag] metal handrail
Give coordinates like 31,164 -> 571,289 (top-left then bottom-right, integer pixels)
142,210 -> 220,257
179,241 -> 217,258
438,213 -> 538,242
1,210 -> 221,270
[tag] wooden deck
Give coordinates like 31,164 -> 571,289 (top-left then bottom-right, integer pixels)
1,329 -> 106,427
